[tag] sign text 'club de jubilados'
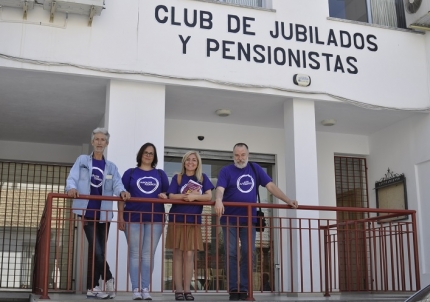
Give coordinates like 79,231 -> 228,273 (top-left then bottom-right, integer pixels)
155,4 -> 379,75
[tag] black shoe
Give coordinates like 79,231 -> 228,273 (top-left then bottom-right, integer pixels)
229,292 -> 240,301
239,292 -> 248,300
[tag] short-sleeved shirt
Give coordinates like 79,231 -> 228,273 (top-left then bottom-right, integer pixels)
85,158 -> 105,220
121,168 -> 169,223
216,162 -> 271,224
167,173 -> 214,224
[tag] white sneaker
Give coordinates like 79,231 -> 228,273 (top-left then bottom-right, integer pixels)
87,286 -> 109,299
106,278 -> 115,298
142,288 -> 152,300
132,288 -> 143,300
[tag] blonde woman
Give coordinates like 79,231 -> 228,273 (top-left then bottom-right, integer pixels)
165,151 -> 214,301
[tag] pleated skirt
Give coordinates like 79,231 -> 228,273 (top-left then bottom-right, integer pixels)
165,223 -> 204,251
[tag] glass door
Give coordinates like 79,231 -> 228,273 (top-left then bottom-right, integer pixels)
163,151 -> 274,291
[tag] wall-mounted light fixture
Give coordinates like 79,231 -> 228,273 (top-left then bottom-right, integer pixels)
321,119 -> 336,126
215,109 -> 231,117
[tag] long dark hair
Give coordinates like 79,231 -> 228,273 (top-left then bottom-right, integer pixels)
136,142 -> 158,168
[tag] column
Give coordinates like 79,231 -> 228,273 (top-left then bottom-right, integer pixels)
105,80 -> 166,291
279,98 -> 320,292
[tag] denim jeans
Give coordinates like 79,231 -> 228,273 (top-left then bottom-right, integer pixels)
83,221 -> 113,289
221,222 -> 256,293
125,223 -> 163,290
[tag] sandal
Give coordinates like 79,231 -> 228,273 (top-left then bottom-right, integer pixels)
175,292 -> 185,301
184,292 -> 194,301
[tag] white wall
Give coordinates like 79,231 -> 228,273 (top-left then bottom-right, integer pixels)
165,118 -> 288,191
0,140 -> 83,164
0,0 -> 428,110
368,112 -> 430,285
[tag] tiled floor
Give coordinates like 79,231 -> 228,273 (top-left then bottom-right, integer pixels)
24,292 -> 412,302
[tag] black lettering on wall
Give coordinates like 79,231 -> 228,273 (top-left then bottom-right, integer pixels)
334,55 -> 344,73
353,33 -> 365,50
184,9 -> 197,27
179,35 -> 191,54
340,31 -> 351,48
281,22 -> 293,40
222,40 -> 236,60
243,17 -> 256,35
228,15 -> 240,33
308,52 -> 320,69
200,11 -> 213,29
288,49 -> 300,67
155,5 -> 168,23
367,35 -> 378,52
270,21 -> 279,38
238,42 -> 251,61
207,38 -> 219,57
171,7 -> 181,26
327,29 -> 338,46
295,24 -> 307,42
274,47 -> 286,65
253,45 -> 265,63
321,53 -> 333,71
347,57 -> 358,74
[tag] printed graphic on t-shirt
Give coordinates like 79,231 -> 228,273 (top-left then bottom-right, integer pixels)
91,167 -> 104,188
236,174 -> 255,193
136,177 -> 159,194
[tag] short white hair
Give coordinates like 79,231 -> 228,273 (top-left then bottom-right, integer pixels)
91,127 -> 110,143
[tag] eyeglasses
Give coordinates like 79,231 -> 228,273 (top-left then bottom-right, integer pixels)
143,151 -> 154,157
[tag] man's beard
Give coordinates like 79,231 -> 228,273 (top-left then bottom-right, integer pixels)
234,159 -> 248,169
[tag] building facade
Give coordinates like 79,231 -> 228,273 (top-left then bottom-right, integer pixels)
0,0 -> 429,292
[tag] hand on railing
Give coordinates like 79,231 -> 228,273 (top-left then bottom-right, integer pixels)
67,188 -> 79,198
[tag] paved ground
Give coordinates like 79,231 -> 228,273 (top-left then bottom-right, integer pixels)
23,292 -> 412,302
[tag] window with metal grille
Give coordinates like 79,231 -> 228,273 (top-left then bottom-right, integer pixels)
0,161 -> 72,290
334,156 -> 370,291
216,0 -> 264,8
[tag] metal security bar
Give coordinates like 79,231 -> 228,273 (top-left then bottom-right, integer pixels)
218,0 -> 263,8
0,161 -> 71,289
334,156 -> 369,291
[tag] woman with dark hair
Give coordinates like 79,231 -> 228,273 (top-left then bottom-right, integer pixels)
165,151 -> 214,301
118,142 -> 169,300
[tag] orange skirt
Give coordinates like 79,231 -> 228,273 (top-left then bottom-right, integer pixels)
165,223 -> 203,251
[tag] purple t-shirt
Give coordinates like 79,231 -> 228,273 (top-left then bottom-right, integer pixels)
85,158 -> 105,220
121,168 -> 169,223
167,173 -> 214,224
216,163 -> 271,224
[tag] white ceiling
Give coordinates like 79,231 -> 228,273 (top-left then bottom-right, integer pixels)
0,68 -> 421,146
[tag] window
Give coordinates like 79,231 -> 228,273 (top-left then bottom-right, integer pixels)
0,161 -> 73,290
217,0 -> 264,8
328,0 -> 406,29
329,0 -> 368,22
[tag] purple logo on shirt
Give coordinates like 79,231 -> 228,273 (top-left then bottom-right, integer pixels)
91,167 -> 104,188
236,174 -> 255,193
137,177 -> 159,194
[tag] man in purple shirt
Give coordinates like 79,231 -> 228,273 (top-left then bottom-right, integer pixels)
214,143 -> 298,301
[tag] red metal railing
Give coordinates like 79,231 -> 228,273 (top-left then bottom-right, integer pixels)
32,193 -> 420,299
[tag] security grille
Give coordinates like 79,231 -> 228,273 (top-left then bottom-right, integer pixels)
0,161 -> 72,289
218,0 -> 263,7
334,156 -> 369,291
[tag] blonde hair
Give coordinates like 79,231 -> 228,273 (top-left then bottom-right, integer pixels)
178,151 -> 203,183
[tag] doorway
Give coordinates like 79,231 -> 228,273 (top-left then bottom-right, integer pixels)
334,156 -> 369,291
163,147 -> 275,291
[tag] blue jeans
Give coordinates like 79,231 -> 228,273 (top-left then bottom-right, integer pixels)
125,223 -> 163,290
83,221 -> 113,289
221,222 -> 256,293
